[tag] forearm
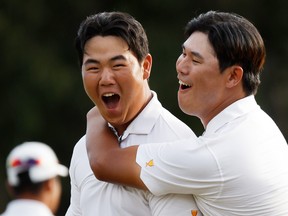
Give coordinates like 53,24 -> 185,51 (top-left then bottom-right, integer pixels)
86,107 -> 147,190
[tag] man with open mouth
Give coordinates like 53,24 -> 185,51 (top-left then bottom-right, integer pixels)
66,11 -> 202,216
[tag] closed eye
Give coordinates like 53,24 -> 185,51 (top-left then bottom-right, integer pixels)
83,58 -> 100,72
114,64 -> 125,67
113,64 -> 126,70
87,66 -> 99,72
181,47 -> 187,57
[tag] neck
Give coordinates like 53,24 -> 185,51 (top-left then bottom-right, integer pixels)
201,93 -> 247,128
113,90 -> 153,136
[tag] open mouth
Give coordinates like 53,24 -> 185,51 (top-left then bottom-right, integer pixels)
179,80 -> 191,90
102,93 -> 120,109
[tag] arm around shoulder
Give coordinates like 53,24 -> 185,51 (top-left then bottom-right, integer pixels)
86,106 -> 147,190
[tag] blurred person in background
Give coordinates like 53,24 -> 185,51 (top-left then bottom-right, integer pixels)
86,11 -> 288,216
66,11 -> 202,216
1,141 -> 68,216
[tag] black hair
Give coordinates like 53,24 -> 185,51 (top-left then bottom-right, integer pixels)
185,11 -> 266,95
75,11 -> 149,66
10,170 -> 45,196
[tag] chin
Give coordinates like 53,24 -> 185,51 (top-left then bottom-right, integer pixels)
178,101 -> 186,111
179,104 -> 192,116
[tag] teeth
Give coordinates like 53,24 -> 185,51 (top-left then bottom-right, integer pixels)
103,93 -> 115,97
179,80 -> 191,87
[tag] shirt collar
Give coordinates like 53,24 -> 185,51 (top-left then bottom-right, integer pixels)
108,91 -> 162,141
204,95 -> 260,136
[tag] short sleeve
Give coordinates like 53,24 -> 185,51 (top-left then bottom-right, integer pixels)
136,137 -> 222,197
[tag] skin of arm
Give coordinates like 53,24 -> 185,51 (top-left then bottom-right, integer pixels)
86,106 -> 147,190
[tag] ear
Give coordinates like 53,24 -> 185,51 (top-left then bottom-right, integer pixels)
142,54 -> 152,80
226,66 -> 243,88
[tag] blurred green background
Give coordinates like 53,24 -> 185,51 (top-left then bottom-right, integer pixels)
1,0 -> 287,215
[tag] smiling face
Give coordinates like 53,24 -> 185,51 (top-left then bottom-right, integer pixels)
176,31 -> 232,126
82,36 -> 152,132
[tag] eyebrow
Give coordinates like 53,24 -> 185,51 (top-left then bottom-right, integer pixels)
83,58 -> 99,66
181,44 -> 204,60
110,55 -> 127,61
83,55 -> 128,66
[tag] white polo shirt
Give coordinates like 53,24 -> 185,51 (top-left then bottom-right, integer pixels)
137,96 -> 288,216
66,91 -> 202,216
1,199 -> 54,216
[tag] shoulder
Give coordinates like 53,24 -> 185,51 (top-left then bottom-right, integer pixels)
158,107 -> 196,138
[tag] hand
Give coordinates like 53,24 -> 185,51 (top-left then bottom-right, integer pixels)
85,106 -> 145,189
87,106 -> 102,122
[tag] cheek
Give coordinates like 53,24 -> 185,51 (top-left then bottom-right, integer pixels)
120,71 -> 142,88
83,75 -> 98,94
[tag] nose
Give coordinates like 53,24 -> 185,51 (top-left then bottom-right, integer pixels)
99,69 -> 115,86
176,55 -> 189,75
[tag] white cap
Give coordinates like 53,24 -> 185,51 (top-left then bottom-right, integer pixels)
6,141 -> 68,186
